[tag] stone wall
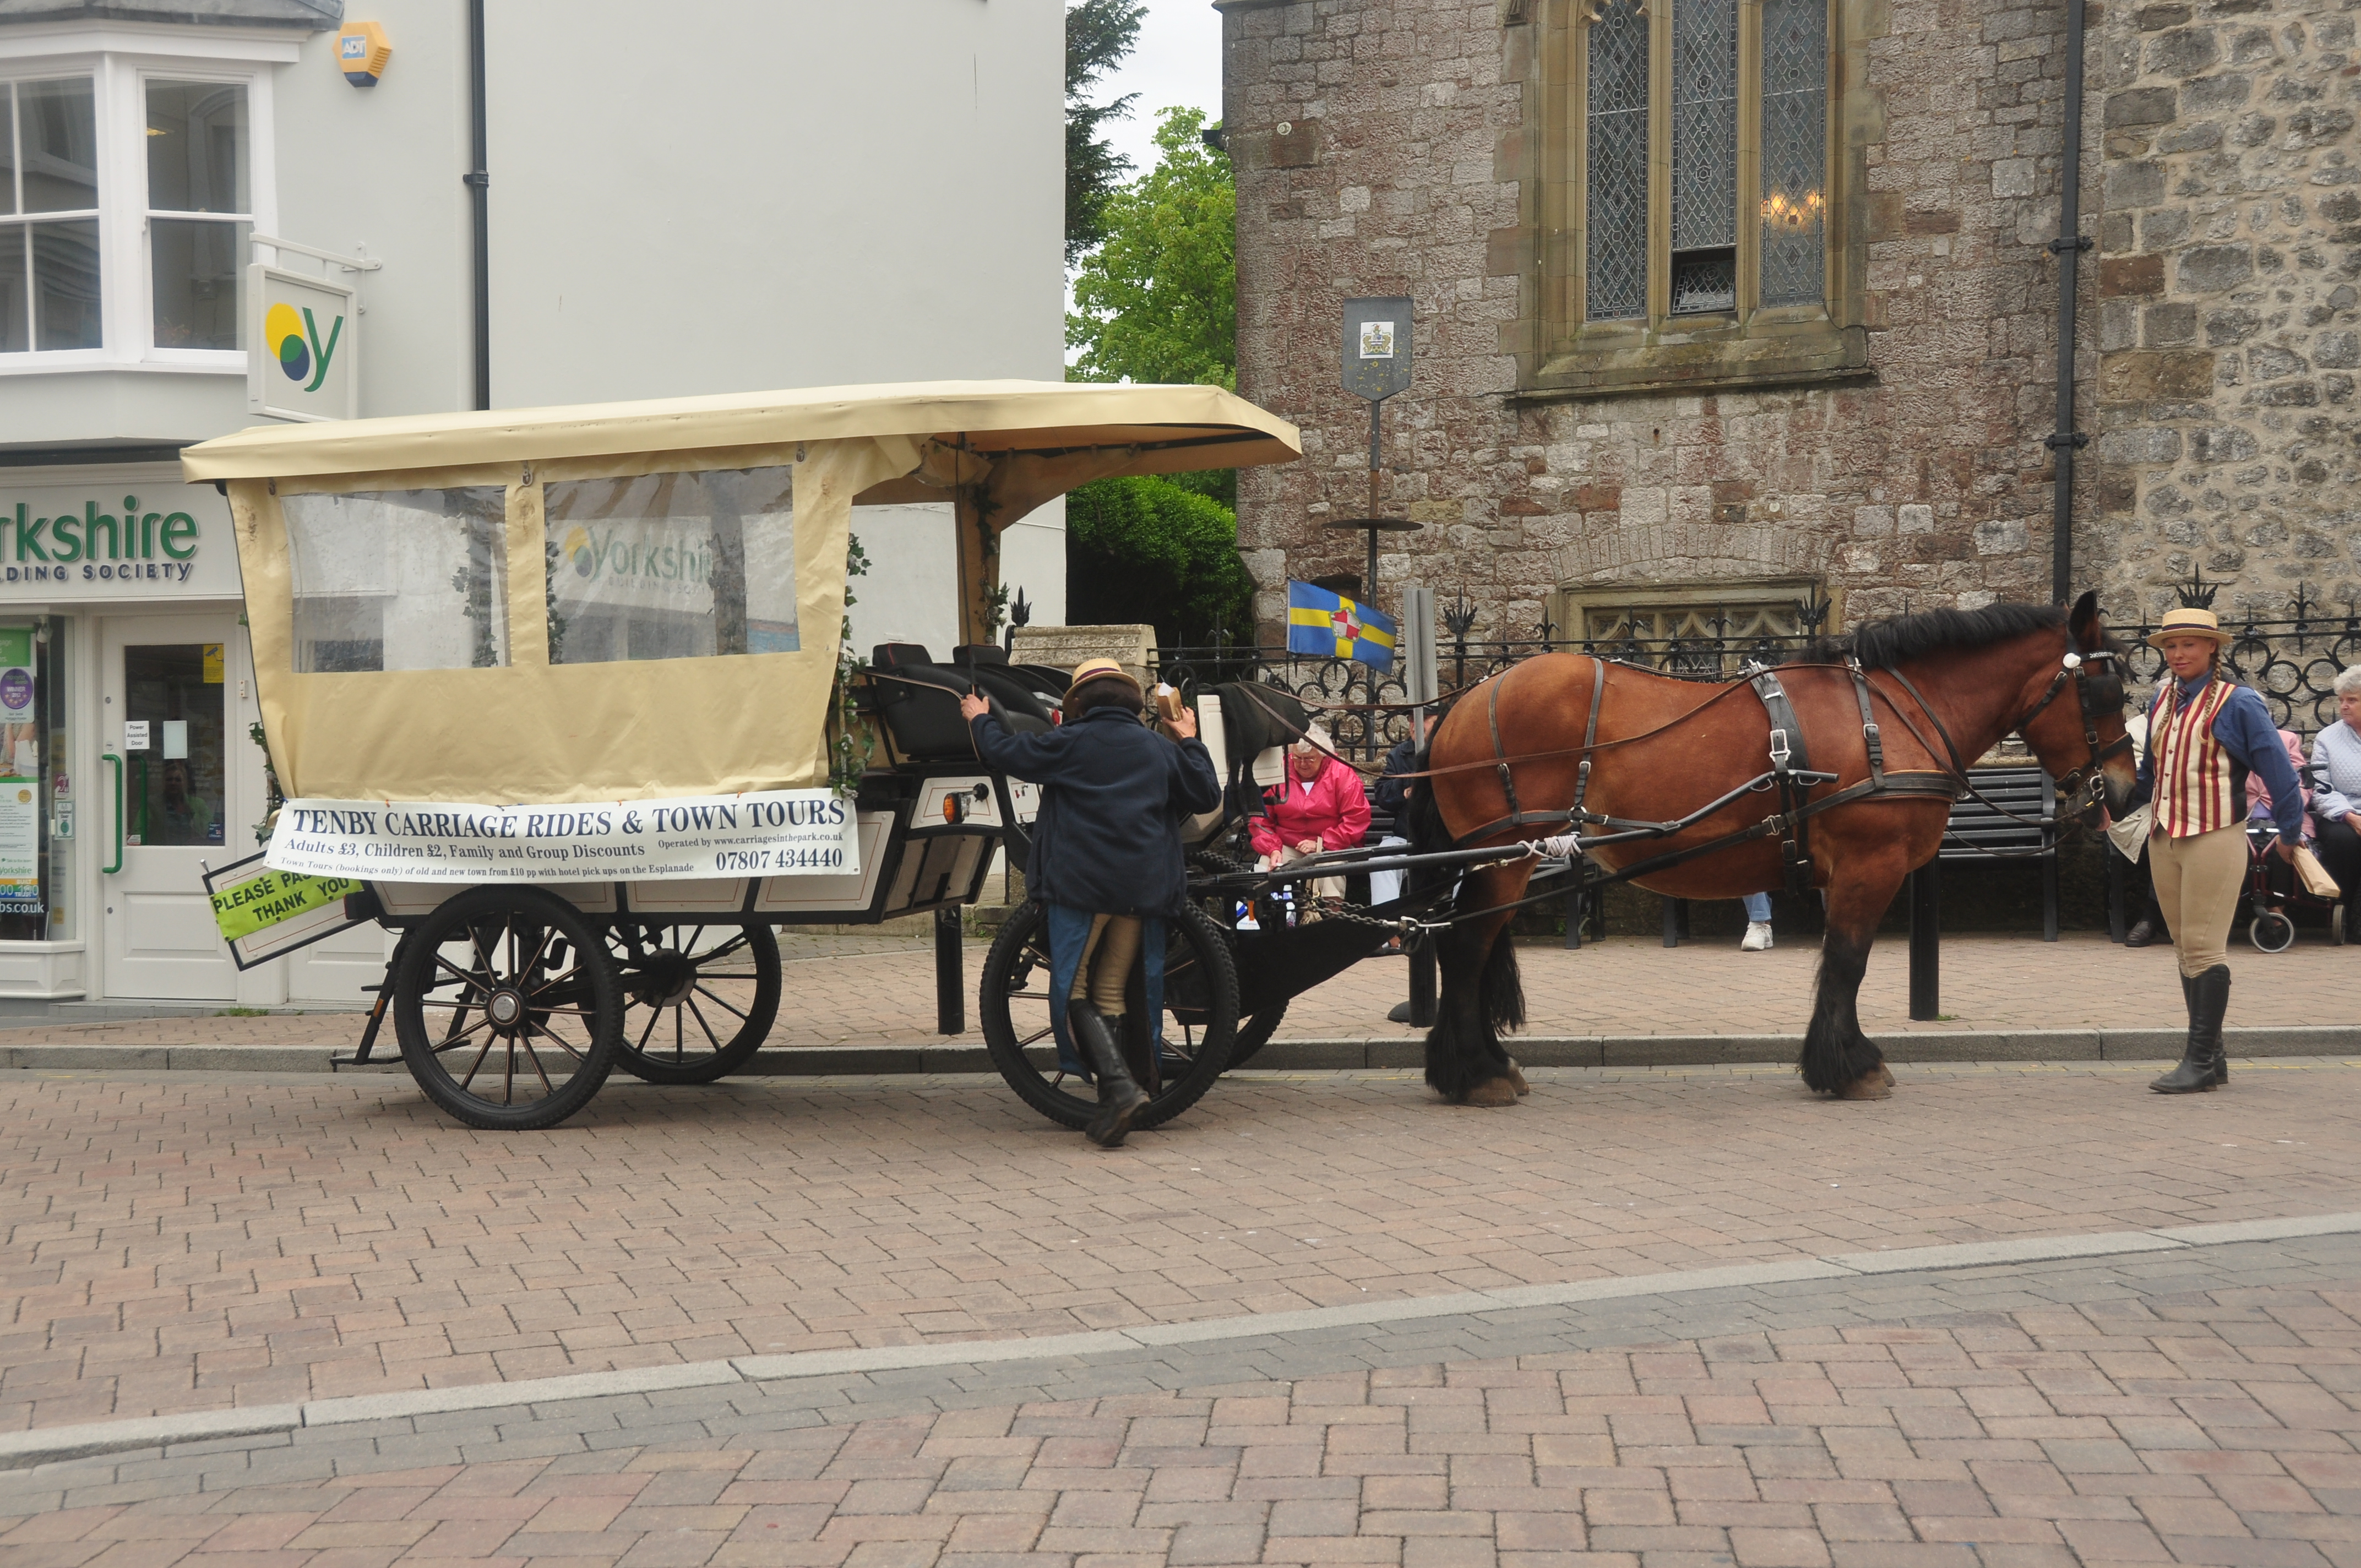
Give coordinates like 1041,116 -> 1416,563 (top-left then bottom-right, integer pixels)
2088,0 -> 2361,620
1221,0 -> 2354,640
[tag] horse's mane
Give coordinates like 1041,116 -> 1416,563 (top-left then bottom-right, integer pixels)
1798,601 -> 2066,670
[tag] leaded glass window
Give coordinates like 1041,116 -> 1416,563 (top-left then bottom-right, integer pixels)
1576,0 -> 1830,329
1671,0 -> 1738,314
1584,0 -> 1649,322
1761,0 -> 1829,306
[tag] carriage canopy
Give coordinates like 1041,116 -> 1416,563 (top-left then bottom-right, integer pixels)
181,381 -> 1299,808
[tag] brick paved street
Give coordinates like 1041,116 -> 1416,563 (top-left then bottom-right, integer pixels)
5,1233 -> 2361,1566
0,933 -> 2351,1052
4,1058 -> 2360,1440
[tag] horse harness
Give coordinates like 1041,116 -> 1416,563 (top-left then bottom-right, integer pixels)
1458,645 -> 2129,894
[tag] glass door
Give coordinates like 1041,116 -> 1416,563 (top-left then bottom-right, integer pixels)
102,616 -> 237,999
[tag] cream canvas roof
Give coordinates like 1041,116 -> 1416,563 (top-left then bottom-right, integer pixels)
180,379 -> 1301,483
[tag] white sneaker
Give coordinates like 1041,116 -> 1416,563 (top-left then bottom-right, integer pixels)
1741,922 -> 1773,951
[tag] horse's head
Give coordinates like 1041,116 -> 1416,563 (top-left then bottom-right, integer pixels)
2014,590 -> 2137,826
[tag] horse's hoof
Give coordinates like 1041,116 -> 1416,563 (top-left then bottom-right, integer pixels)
1461,1076 -> 1521,1107
1504,1059 -> 1531,1097
1837,1073 -> 1894,1101
1876,1062 -> 1896,1088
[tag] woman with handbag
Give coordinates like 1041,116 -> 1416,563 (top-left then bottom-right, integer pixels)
2124,607 -> 2306,1092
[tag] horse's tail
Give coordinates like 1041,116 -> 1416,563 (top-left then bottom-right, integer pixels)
1400,747 -> 1452,896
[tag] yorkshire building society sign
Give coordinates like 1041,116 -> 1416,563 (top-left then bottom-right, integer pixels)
247,263 -> 356,421
0,479 -> 241,598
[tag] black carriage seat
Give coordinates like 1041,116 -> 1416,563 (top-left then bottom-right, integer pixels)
867,643 -> 1048,760
954,645 -> 1071,703
948,646 -> 1059,725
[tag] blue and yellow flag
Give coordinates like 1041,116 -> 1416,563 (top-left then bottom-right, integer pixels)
1286,580 -> 1397,672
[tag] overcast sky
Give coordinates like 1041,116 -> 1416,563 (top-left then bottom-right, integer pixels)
1090,0 -> 1225,181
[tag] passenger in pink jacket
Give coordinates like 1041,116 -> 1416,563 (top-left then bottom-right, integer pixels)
1250,737 -> 1371,900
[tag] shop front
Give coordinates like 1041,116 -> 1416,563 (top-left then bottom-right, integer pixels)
0,460 -> 382,1008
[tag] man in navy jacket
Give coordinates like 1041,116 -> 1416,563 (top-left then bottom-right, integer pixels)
960,658 -> 1221,1145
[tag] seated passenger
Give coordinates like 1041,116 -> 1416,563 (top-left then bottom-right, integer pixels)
1250,729 -> 1370,902
2310,667 -> 2361,900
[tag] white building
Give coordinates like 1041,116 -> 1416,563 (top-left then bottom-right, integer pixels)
0,0 -> 1064,1006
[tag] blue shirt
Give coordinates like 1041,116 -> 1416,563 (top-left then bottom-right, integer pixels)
2130,673 -> 2305,840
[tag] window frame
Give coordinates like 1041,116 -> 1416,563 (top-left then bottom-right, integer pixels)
0,26 -> 282,376
138,67 -> 259,364
1528,0 -> 1864,399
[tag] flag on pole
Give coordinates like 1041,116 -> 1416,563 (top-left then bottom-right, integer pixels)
1286,580 -> 1398,672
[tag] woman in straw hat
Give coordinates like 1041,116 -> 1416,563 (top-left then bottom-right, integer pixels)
2125,605 -> 2305,1092
960,658 -> 1221,1147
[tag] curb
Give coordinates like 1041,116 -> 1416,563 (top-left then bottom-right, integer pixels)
4,1211 -> 2356,1472
4,1027 -> 2358,1077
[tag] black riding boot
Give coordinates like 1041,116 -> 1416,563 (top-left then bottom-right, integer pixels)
2152,965 -> 2231,1092
1069,1000 -> 1149,1146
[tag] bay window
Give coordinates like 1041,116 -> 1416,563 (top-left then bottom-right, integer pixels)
0,78 -> 101,352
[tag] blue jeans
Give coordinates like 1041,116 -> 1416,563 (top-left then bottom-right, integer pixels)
1044,904 -> 1166,1076
1742,892 -> 1771,923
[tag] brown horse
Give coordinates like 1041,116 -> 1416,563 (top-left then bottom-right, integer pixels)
1400,595 -> 2139,1104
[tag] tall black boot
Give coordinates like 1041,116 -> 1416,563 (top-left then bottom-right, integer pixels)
1069,1000 -> 1149,1146
2152,965 -> 2230,1093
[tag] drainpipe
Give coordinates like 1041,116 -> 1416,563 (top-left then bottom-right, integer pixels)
2047,0 -> 2091,603
464,0 -> 491,411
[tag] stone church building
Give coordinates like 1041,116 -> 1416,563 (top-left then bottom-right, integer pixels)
1218,0 -> 2358,650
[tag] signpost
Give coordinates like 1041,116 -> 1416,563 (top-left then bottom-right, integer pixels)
1326,299 -> 1420,755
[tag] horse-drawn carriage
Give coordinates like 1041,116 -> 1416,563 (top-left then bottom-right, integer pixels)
178,380 -> 1416,1130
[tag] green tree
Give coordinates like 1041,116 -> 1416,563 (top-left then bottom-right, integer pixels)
1067,475 -> 1255,649
1067,0 -> 1145,267
1067,106 -> 1236,391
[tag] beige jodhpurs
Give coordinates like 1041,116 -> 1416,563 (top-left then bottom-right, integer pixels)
1068,913 -> 1143,1014
2149,824 -> 2249,977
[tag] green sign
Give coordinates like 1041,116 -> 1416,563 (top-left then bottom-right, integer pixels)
209,867 -> 357,943
0,629 -> 29,668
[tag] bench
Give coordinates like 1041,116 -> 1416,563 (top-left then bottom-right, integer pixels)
1938,765 -> 2059,941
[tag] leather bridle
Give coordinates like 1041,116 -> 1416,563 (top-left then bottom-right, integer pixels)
2013,646 -> 2134,816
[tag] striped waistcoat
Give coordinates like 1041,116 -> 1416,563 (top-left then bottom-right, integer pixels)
2150,677 -> 2238,837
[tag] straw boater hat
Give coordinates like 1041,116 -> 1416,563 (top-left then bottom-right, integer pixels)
2145,606 -> 2236,650
1067,657 -> 1143,701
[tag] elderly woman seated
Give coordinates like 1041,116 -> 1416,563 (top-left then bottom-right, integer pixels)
1249,729 -> 1370,902
2311,666 -> 2361,900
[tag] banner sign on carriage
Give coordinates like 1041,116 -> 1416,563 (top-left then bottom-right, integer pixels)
263,788 -> 859,883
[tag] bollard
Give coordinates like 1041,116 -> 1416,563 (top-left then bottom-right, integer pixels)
1661,896 -> 1685,949
1564,878 -> 1584,950
1408,941 -> 1437,1027
934,906 -> 965,1035
1908,862 -> 1940,1020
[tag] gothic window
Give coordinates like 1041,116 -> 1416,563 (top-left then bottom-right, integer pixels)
1576,0 -> 1830,325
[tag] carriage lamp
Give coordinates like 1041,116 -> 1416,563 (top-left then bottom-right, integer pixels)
942,783 -> 989,824
337,21 -> 392,86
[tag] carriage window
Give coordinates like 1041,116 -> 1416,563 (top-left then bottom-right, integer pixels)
542,466 -> 798,666
282,487 -> 509,672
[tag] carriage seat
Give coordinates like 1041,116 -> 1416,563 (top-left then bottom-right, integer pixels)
867,643 -> 1048,761
954,645 -> 1070,702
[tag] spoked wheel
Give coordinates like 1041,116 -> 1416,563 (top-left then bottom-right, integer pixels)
2250,910 -> 2297,953
2333,905 -> 2346,947
607,922 -> 782,1084
1226,1003 -> 1288,1070
980,900 -> 1238,1131
392,887 -> 623,1130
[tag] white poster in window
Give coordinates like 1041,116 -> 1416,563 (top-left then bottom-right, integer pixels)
0,781 -> 40,911
123,721 -> 150,751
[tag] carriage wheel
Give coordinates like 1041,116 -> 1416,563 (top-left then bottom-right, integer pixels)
1226,1003 -> 1289,1070
980,901 -> 1238,1131
2333,905 -> 2346,948
607,922 -> 782,1085
2250,910 -> 2297,954
393,887 -> 623,1130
